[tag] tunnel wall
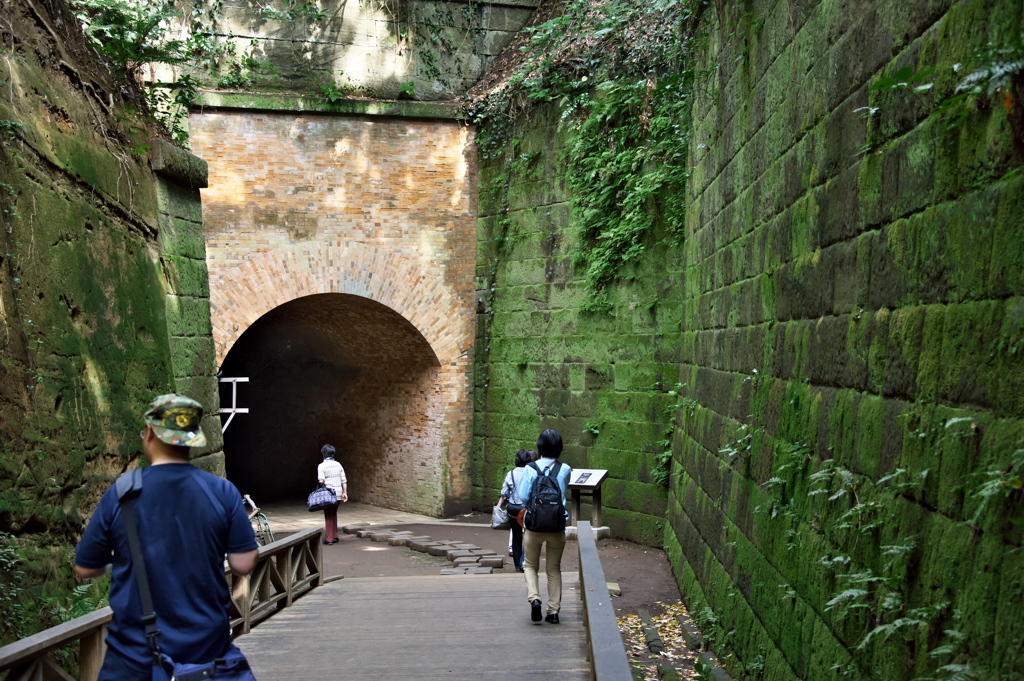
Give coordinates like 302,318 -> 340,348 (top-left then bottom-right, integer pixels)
475,0 -> 1024,678
190,102 -> 476,515
218,293 -> 446,511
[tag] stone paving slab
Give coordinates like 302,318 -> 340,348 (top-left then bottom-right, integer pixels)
409,541 -> 441,552
345,522 -> 516,577
479,556 -> 505,568
426,544 -> 451,557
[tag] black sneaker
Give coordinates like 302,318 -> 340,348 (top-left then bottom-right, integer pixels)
531,599 -> 542,622
545,612 -> 559,624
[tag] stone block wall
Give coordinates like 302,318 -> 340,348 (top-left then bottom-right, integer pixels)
667,1 -> 1024,678
151,143 -> 225,474
476,0 -> 1024,677
475,105 -> 678,544
165,0 -> 539,100
0,0 -> 220,540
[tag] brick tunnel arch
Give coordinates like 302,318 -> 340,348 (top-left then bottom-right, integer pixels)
220,293 -> 444,512
210,243 -> 473,516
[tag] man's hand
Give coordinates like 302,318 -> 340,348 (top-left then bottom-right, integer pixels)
75,565 -> 106,580
227,549 -> 258,575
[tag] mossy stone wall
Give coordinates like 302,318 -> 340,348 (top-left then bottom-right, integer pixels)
0,0 -> 220,552
475,103 -> 680,543
167,0 -> 540,100
476,0 -> 1024,678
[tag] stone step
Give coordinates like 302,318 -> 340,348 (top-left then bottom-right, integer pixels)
341,523 -> 370,534
452,557 -> 480,567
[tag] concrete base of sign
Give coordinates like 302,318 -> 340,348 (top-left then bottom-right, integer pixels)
564,525 -> 611,541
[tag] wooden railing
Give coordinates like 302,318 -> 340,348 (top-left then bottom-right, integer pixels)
0,608 -> 110,681
229,527 -> 324,636
577,520 -> 633,681
0,527 -> 323,680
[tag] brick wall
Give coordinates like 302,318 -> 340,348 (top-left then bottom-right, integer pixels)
189,101 -> 476,514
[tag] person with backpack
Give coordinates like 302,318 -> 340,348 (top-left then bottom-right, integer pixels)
516,429 -> 572,624
500,449 -> 535,572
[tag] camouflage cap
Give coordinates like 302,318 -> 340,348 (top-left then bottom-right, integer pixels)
144,394 -> 207,447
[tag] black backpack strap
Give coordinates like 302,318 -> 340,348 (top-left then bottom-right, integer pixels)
115,469 -> 162,660
546,462 -> 560,477
528,462 -> 541,474
114,467 -> 143,501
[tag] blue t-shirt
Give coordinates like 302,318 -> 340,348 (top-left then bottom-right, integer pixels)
75,464 -> 257,665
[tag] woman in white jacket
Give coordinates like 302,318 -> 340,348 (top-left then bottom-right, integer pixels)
317,444 -> 348,544
501,449 -> 535,572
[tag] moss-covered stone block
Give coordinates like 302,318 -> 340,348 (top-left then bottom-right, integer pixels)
164,295 -> 213,337
160,256 -> 212,298
169,336 -> 217,379
158,215 -> 207,260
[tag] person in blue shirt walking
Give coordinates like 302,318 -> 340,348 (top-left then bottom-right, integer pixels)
75,394 -> 259,680
516,429 -> 572,623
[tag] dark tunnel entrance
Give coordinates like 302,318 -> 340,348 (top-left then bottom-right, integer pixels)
219,293 -> 444,513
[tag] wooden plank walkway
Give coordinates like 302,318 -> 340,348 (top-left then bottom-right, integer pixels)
237,572 -> 591,680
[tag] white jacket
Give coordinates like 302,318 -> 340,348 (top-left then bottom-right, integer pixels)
317,459 -> 347,498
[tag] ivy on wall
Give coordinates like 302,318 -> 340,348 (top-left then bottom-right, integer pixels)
471,0 -> 708,310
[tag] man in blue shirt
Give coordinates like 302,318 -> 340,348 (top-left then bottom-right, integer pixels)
516,428 -> 572,623
75,394 -> 259,680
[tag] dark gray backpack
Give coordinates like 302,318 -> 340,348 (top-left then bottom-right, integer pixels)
524,462 -> 566,533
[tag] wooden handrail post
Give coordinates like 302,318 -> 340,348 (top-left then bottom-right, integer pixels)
79,624 -> 107,681
283,539 -> 295,607
233,572 -> 252,635
314,530 -> 324,587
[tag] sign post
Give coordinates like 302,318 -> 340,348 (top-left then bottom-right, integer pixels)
218,377 -> 249,433
568,469 -> 609,528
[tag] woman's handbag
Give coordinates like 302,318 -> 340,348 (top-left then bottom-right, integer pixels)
491,503 -> 510,530
503,469 -> 524,518
307,484 -> 337,512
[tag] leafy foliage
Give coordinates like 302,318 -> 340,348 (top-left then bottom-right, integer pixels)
472,0 -> 707,308
71,0 -> 187,75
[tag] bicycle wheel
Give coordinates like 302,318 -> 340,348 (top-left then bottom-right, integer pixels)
253,514 -> 274,545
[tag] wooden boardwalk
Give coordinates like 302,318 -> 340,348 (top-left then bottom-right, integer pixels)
237,572 -> 591,680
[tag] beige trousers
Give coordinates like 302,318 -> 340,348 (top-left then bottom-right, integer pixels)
523,528 -> 566,614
